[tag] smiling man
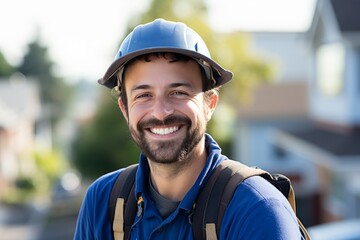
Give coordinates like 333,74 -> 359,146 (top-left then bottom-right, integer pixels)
74,19 -> 303,240
119,53 -> 216,202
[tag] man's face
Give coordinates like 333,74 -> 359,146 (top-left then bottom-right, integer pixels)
118,56 -> 217,164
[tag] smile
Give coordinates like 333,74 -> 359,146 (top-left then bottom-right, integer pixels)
150,126 -> 179,135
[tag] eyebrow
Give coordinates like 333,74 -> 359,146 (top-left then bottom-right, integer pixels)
130,82 -> 193,92
130,84 -> 151,93
169,82 -> 193,89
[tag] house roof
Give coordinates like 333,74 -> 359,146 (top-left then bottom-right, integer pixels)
331,0 -> 360,32
236,82 -> 308,120
285,127 -> 360,157
307,0 -> 360,46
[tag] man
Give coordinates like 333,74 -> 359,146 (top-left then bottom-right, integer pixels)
74,19 -> 302,239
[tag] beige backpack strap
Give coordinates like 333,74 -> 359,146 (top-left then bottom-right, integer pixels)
298,218 -> 311,240
205,223 -> 218,240
287,185 -> 297,213
109,165 -> 138,240
113,198 -> 125,240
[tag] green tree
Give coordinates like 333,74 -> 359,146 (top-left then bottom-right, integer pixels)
210,34 -> 274,103
72,89 -> 140,179
206,33 -> 274,156
17,37 -> 73,139
0,50 -> 14,78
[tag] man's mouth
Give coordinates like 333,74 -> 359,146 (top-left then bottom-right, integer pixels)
150,126 -> 179,135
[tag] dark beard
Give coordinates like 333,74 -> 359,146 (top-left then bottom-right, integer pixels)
129,115 -> 205,164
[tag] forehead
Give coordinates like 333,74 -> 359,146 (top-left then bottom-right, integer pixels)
123,54 -> 203,88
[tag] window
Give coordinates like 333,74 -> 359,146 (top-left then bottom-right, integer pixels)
316,43 -> 345,96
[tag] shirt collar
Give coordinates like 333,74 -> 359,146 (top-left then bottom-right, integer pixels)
135,134 -> 227,212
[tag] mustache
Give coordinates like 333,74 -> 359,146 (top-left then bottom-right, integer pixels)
138,115 -> 191,129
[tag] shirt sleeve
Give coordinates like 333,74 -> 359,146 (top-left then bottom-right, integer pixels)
74,187 -> 95,240
220,176 -> 302,240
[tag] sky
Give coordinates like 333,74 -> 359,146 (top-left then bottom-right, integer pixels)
0,0 -> 316,83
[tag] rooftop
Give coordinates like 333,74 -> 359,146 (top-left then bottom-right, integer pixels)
285,127 -> 360,157
331,0 -> 360,32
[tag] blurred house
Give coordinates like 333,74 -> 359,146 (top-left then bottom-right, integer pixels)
234,0 -> 360,227
234,82 -> 310,179
0,78 -> 40,198
233,81 -> 320,226
275,0 -> 360,223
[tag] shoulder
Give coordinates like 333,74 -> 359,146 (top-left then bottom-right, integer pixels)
78,169 -> 124,217
241,176 -> 290,204
85,169 -> 123,201
74,169 -> 124,239
220,176 -> 301,239
230,175 -> 297,220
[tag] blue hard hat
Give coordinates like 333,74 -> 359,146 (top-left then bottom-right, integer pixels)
98,18 -> 233,90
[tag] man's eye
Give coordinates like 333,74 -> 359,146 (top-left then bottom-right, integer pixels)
172,91 -> 188,96
136,93 -> 151,99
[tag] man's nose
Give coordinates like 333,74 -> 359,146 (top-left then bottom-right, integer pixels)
151,96 -> 174,120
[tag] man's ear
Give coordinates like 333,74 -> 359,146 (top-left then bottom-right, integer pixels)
205,92 -> 218,121
118,98 -> 129,122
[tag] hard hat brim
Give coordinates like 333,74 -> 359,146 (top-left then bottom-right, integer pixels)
98,47 -> 233,89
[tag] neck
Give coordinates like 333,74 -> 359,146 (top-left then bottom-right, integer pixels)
148,138 -> 207,201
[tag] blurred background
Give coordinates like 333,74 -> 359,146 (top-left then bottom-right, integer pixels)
1,0 -> 360,239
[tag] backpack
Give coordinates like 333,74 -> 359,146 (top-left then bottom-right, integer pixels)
109,160 -> 310,240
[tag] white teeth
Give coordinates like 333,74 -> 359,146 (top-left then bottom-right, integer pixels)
150,126 -> 179,135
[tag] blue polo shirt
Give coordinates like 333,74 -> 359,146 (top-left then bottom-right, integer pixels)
74,134 -> 301,239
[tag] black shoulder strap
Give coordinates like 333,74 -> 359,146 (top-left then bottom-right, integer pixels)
192,160 -> 310,240
192,160 -> 265,239
109,164 -> 138,240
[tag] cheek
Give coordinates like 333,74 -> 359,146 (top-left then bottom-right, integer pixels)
182,100 -> 207,122
128,105 -> 148,125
